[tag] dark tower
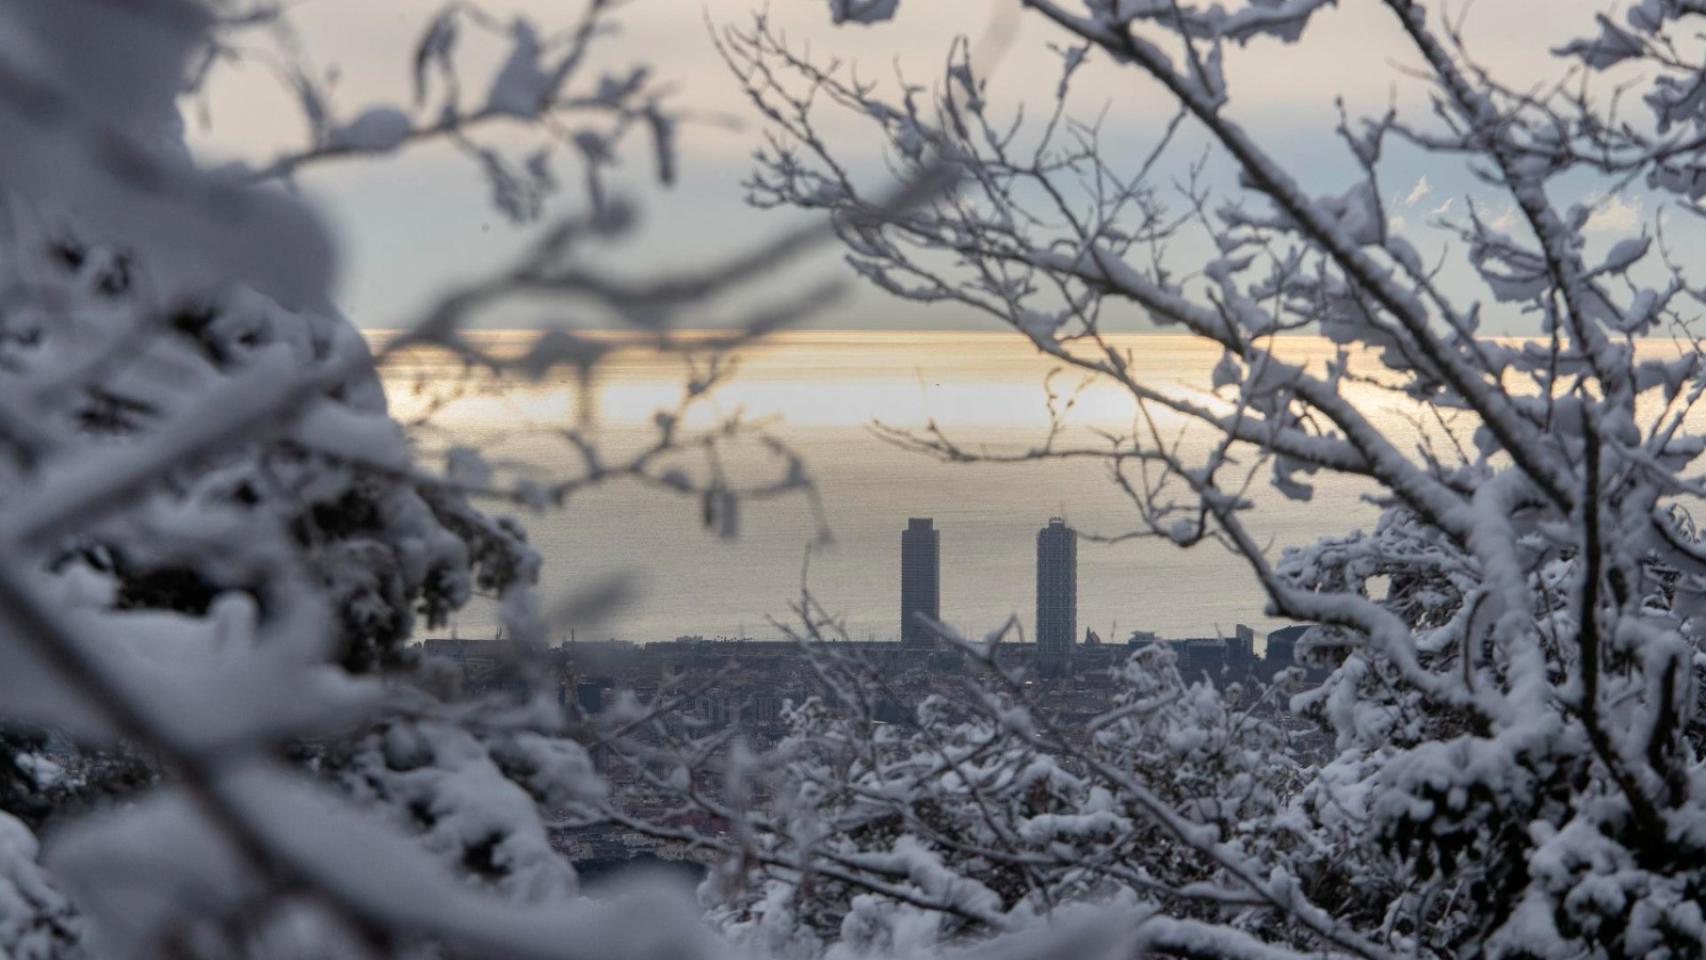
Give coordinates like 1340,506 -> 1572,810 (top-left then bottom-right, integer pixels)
900,518 -> 940,644
1036,518 -> 1076,658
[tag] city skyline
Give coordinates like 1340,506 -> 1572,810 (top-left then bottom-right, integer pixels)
896,514 -> 1083,650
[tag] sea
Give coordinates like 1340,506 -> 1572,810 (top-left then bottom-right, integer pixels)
372,330 -> 1644,646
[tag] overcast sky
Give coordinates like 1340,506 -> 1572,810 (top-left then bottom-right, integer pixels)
187,1 -> 1647,333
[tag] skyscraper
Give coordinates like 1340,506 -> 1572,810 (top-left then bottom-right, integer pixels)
1036,517 -> 1076,657
900,517 -> 940,645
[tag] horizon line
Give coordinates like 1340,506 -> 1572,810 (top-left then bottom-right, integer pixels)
359,327 -> 1626,343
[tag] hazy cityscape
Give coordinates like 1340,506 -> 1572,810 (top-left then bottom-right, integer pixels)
418,511 -> 1329,874
429,514 -> 1321,680
420,514 -> 1325,873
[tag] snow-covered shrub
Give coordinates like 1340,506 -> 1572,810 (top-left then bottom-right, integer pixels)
9,233 -> 541,674
698,646 -> 1307,957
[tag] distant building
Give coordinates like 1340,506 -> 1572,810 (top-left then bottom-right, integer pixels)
1169,638 -> 1226,683
1122,625 -> 1266,686
570,678 -> 613,716
1036,518 -> 1076,658
900,517 -> 941,645
1228,624 -> 1255,662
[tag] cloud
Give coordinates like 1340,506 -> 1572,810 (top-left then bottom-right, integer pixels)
1428,197 -> 1455,217
1401,175 -> 1431,207
1485,204 -> 1518,232
1582,192 -> 1644,234
1387,215 -> 1407,233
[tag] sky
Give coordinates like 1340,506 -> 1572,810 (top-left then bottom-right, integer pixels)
181,0 -> 1654,334
174,1 -> 1691,643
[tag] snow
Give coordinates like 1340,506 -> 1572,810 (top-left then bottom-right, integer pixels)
826,0 -> 900,26
328,106 -> 414,153
486,20 -> 553,118
0,812 -> 80,959
1555,16 -> 1645,70
292,395 -> 412,471
1594,234 -> 1650,275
